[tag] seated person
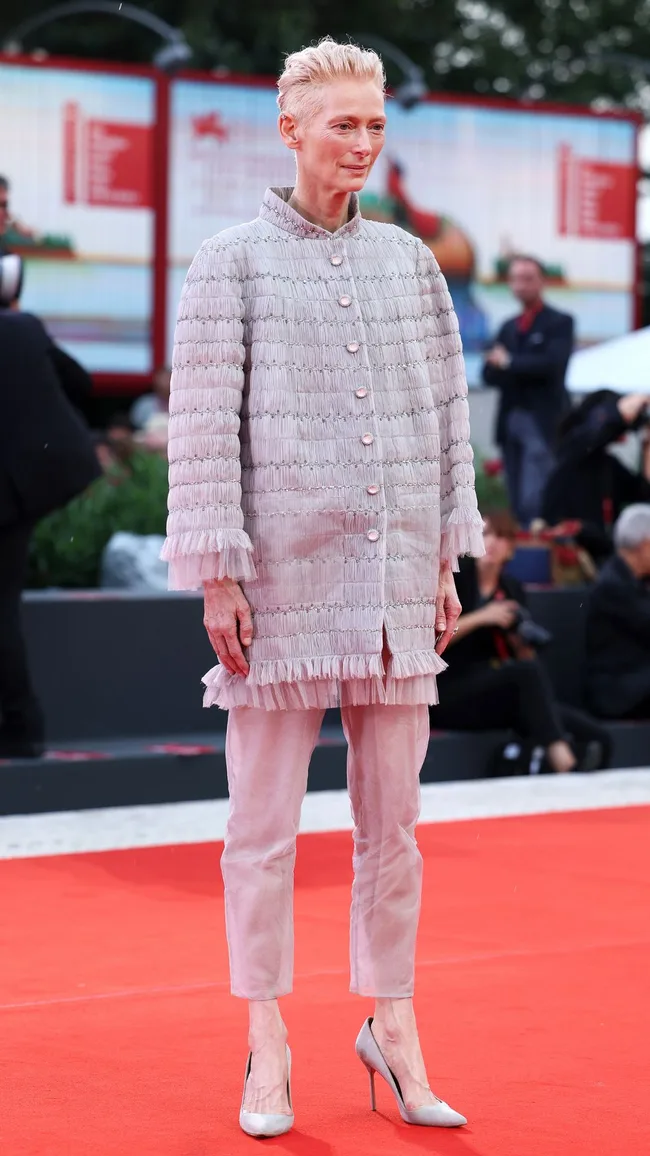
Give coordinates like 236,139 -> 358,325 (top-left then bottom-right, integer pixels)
433,510 -> 611,773
130,365 -> 170,430
542,390 -> 650,562
586,504 -> 650,720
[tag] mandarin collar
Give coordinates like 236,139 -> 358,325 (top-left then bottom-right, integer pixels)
259,186 -> 361,239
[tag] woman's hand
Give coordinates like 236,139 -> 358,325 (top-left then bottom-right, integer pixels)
203,578 -> 253,677
476,600 -> 520,630
435,560 -> 462,654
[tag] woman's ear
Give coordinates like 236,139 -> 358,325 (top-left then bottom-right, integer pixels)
278,113 -> 300,151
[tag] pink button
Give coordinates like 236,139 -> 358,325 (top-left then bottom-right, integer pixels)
367,484 -> 380,495
361,433 -> 374,446
367,529 -> 380,542
339,295 -> 352,307
347,342 -> 360,353
330,255 -> 343,266
355,387 -> 368,399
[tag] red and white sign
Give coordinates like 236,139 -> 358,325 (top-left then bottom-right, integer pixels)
558,143 -> 636,240
63,101 -> 153,209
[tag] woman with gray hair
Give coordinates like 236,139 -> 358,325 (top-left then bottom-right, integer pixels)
586,503 -> 650,721
163,37 -> 483,1136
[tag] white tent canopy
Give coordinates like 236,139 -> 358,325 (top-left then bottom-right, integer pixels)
567,326 -> 650,394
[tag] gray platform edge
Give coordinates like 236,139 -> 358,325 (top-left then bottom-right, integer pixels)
2,723 -> 649,817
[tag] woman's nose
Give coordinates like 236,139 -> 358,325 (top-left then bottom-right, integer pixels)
353,130 -> 372,155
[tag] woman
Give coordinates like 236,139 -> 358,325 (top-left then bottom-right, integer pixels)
436,511 -> 611,773
163,39 -> 483,1136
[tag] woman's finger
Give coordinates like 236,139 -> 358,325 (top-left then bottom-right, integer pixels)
224,626 -> 250,677
435,624 -> 456,655
435,591 -> 446,635
212,631 -> 238,675
444,593 -> 462,627
237,602 -> 254,648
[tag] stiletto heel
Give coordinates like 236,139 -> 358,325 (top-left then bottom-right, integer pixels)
355,1017 -> 467,1128
239,1044 -> 294,1138
367,1066 -> 377,1111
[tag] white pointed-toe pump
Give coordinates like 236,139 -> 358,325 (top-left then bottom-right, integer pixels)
239,1044 -> 294,1138
355,1018 -> 467,1128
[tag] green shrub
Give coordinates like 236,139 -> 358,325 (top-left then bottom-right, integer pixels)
26,448 -> 509,590
474,456 -> 509,512
27,451 -> 169,589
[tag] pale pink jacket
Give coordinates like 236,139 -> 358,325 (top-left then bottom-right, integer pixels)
162,187 -> 484,710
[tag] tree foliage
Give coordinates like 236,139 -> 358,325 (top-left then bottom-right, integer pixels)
1,0 -> 649,112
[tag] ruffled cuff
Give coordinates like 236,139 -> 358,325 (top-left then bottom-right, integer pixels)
441,507 -> 485,572
160,529 -> 257,590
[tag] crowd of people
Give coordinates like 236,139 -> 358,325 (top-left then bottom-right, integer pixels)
1,166 -> 650,771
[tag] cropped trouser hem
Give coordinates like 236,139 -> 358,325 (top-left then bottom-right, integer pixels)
222,701 -> 429,1000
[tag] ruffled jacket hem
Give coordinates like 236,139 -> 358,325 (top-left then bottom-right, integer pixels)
160,529 -> 257,590
202,650 -> 447,711
441,507 -> 486,571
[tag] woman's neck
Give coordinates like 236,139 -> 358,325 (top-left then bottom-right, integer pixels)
289,178 -> 351,233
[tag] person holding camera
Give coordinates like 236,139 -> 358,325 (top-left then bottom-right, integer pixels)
542,390 -> 650,561
432,511 -> 610,774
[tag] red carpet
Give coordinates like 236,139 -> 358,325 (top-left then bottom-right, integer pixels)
2,806 -> 650,1156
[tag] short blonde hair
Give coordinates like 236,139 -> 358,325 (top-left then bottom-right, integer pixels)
277,37 -> 386,122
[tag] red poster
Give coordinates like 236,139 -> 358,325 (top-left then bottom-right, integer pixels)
557,144 -> 635,240
62,107 -> 153,209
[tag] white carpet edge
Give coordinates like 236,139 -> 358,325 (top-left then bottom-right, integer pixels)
1,768 -> 649,861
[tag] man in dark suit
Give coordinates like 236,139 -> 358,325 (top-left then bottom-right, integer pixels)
586,504 -> 650,719
482,255 -> 574,526
0,255 -> 101,757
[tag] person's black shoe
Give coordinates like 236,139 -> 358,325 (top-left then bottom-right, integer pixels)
0,700 -> 46,759
574,740 -> 605,773
0,733 -> 45,759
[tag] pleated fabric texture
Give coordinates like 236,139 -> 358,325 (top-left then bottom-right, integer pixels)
162,187 -> 484,710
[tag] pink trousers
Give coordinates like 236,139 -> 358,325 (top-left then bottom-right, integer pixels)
221,702 -> 430,1000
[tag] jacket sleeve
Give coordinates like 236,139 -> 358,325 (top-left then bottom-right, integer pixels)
507,314 -> 574,377
417,242 -> 484,570
557,397 -> 625,465
481,323 -> 508,388
590,581 -> 650,647
161,239 -> 257,591
48,342 -> 94,410
614,458 -> 650,507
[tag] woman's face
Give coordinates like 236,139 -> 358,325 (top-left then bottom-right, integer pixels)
282,78 -> 386,193
481,525 -> 515,569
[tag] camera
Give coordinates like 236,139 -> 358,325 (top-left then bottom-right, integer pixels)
512,607 -> 553,649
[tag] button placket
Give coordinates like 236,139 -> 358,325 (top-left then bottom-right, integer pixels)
328,251 -> 383,557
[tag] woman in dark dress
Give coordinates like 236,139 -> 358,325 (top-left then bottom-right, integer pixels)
433,511 -> 610,773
